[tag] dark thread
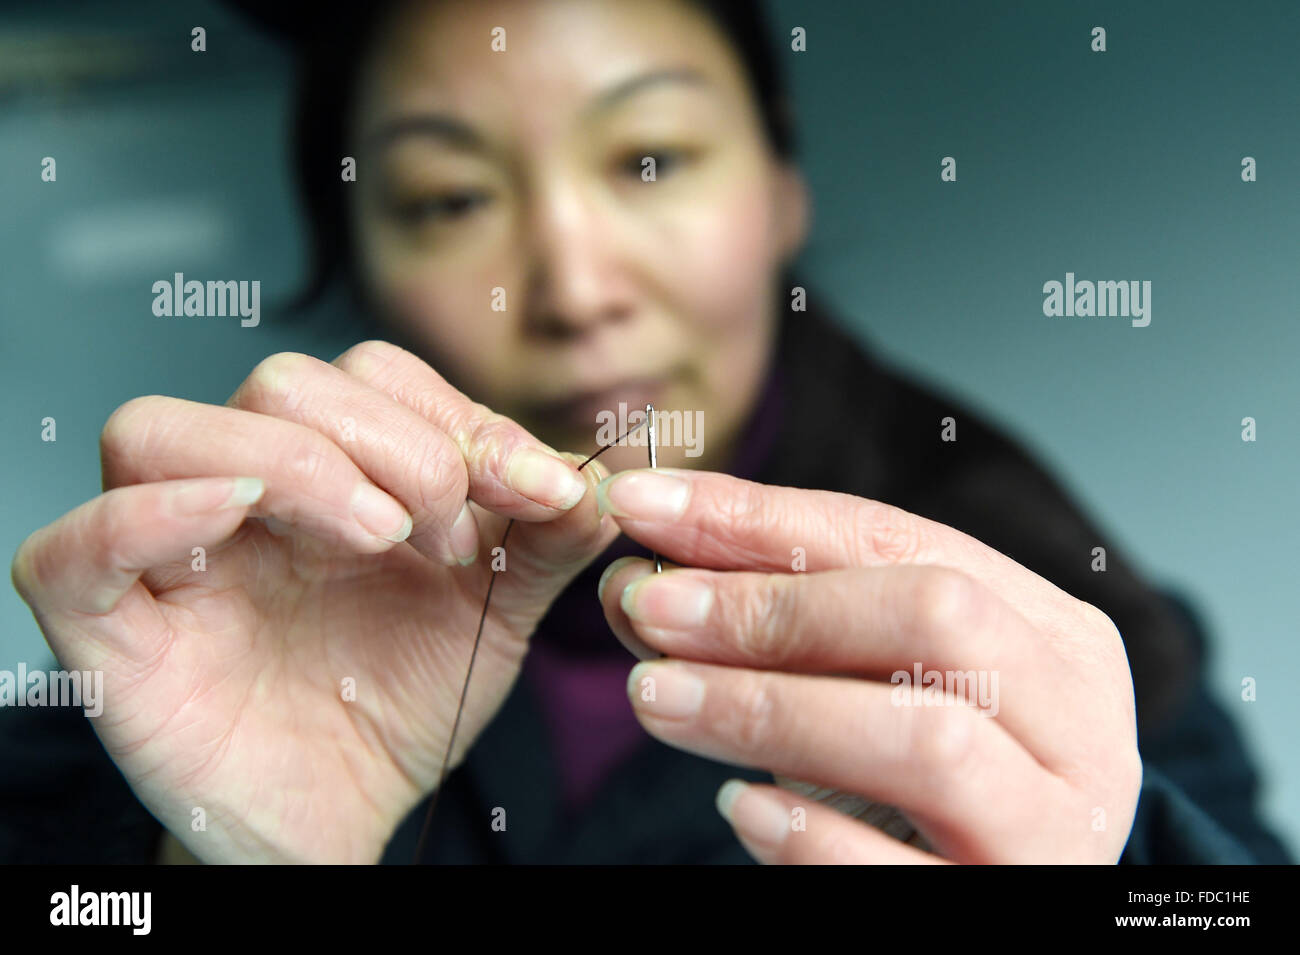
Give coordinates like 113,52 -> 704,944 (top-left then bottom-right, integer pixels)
413,418 -> 649,863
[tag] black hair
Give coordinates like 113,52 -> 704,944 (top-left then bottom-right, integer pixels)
264,0 -> 797,311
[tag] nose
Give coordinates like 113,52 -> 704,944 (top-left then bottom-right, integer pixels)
521,176 -> 633,339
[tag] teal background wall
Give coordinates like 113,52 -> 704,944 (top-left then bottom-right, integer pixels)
3,0 -> 1296,854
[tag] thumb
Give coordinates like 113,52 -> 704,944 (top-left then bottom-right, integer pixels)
467,453 -> 621,632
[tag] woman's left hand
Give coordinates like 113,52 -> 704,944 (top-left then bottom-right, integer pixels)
594,468 -> 1142,864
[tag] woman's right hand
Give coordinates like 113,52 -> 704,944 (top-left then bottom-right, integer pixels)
10,341 -> 620,863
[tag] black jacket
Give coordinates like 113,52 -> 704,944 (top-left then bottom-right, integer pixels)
1,296 -> 1292,864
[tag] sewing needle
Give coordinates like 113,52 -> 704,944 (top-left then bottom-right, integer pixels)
646,403 -> 663,573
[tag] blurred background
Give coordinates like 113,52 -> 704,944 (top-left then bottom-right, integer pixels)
2,0 -> 1297,853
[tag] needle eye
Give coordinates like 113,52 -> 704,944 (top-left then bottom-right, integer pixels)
646,403 -> 663,574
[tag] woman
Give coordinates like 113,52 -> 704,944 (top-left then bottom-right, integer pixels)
4,0 -> 1290,864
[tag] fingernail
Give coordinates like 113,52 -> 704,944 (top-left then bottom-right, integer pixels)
507,449 -> 588,510
171,476 -> 264,515
716,780 -> 791,846
621,573 -> 713,628
450,502 -> 478,565
715,779 -> 749,824
597,556 -> 651,604
627,661 -> 704,719
224,477 -> 266,510
351,483 -> 413,542
596,471 -> 690,520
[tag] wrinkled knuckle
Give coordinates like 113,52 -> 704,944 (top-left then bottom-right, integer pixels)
241,352 -> 317,412
334,340 -> 402,382
859,504 -> 925,564
911,568 -> 983,643
410,432 -> 468,515
730,576 -> 796,665
909,706 -> 977,791
713,479 -> 762,534
279,436 -> 335,488
728,673 -> 780,756
463,410 -> 517,469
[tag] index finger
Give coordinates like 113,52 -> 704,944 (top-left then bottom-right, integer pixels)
595,468 -> 1089,636
331,340 -> 589,515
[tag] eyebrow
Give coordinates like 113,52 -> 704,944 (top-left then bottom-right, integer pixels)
585,67 -> 712,117
364,114 -> 485,153
364,68 -> 712,153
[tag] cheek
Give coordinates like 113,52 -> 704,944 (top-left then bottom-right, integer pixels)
368,246 -> 516,396
642,175 -> 779,447
658,180 -> 779,333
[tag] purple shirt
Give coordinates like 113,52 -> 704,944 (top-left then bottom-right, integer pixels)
522,365 -> 786,815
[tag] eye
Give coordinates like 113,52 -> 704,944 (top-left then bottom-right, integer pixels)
617,147 -> 690,180
390,189 -> 491,225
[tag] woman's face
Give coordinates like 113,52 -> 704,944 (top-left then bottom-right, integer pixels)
349,0 -> 807,472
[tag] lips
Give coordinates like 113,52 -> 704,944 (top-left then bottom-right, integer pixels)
542,377 -> 669,433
